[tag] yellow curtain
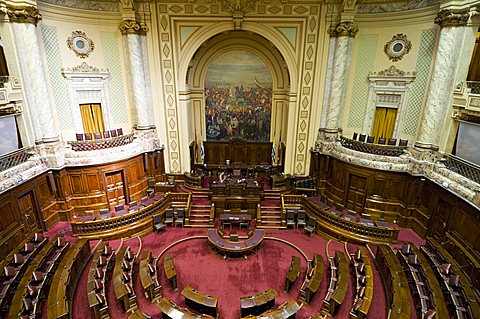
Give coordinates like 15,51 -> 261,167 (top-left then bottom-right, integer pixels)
384,108 -> 397,140
80,104 -> 95,134
371,108 -> 386,142
91,103 -> 105,134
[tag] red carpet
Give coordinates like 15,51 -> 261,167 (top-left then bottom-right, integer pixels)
41,221 -> 425,318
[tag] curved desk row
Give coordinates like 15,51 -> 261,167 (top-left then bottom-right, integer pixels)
240,288 -> 278,317
301,254 -> 323,304
206,229 -> 265,257
181,286 -> 218,317
70,193 -> 191,240
163,253 -> 177,291
113,246 -> 137,313
348,247 -> 373,319
140,251 -> 161,301
323,251 -> 348,316
283,195 -> 399,244
285,256 -> 301,293
157,297 -> 214,319
241,300 -> 301,319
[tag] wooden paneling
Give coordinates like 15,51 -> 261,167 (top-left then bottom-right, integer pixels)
204,140 -> 272,166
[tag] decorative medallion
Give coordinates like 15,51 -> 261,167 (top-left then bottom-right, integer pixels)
384,34 -> 411,62
66,31 -> 94,59
221,0 -> 257,15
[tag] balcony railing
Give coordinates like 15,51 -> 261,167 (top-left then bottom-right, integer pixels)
0,148 -> 33,172
68,133 -> 134,152
339,136 -> 406,157
439,154 -> 480,184
466,81 -> 480,95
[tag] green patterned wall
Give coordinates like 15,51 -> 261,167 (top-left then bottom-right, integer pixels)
100,32 -> 128,125
41,24 -> 73,130
347,34 -> 379,128
403,28 -> 436,136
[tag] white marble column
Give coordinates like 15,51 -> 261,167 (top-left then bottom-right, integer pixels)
120,20 -> 154,130
320,29 -> 337,129
416,9 -> 471,150
8,6 -> 58,143
325,21 -> 358,133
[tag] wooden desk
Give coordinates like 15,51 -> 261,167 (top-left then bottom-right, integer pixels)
375,245 -> 411,319
330,251 -> 348,316
285,256 -> 301,292
206,229 -> 265,258
219,213 -> 252,229
157,297 -> 214,319
140,251 -> 161,301
163,253 -> 177,291
181,286 -> 218,317
240,288 -> 277,317
303,254 -> 324,304
47,239 -> 90,319
113,246 -> 137,312
349,247 -> 373,319
242,300 -> 301,319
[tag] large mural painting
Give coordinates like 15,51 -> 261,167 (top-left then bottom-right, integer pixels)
205,50 -> 272,141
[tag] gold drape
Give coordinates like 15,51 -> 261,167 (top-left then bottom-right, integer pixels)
80,103 -> 105,135
80,104 -> 95,134
371,107 -> 397,142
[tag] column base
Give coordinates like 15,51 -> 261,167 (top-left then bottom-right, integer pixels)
136,125 -> 155,131
42,136 -> 60,144
414,141 -> 439,151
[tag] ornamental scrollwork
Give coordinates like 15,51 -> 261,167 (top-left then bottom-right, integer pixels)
334,21 -> 358,38
221,0 -> 257,15
5,6 -> 42,25
118,20 -> 148,35
384,33 -> 411,62
434,9 -> 470,27
66,31 -> 95,59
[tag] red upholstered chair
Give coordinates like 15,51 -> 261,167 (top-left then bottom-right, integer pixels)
388,138 -> 397,146
14,254 -> 25,265
34,232 -> 44,242
23,298 -> 34,313
110,130 -> 117,138
94,132 -> 102,140
95,293 -> 105,305
117,128 -> 123,136
148,263 -> 156,276
366,136 -> 374,143
32,271 -> 44,283
125,283 -> 134,296
378,137 -> 386,145
103,244 -> 112,256
358,285 -> 366,299
358,134 -> 366,142
27,284 -> 38,297
75,133 -> 84,141
399,139 -> 408,146
95,267 -> 104,279
352,132 -> 358,140
98,256 -> 107,267
122,272 -> 130,282
122,260 -> 131,271
103,131 -> 110,139
84,133 -> 93,140
24,243 -> 34,253
94,279 -> 103,291
4,266 -> 15,278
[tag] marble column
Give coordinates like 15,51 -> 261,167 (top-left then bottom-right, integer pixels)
7,6 -> 58,143
119,20 -> 154,130
415,9 -> 471,150
325,21 -> 358,133
319,27 -> 337,129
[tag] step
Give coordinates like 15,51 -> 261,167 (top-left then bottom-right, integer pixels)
257,225 -> 286,230
261,215 -> 282,221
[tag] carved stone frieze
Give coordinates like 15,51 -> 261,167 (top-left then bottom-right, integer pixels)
434,9 -> 470,27
119,19 -> 148,35
5,6 -> 42,25
333,21 -> 358,38
221,0 -> 257,15
62,62 -> 106,73
370,65 -> 416,77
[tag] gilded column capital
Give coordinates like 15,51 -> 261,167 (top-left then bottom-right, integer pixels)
333,21 -> 358,38
4,6 -> 42,25
434,9 -> 470,27
119,19 -> 148,35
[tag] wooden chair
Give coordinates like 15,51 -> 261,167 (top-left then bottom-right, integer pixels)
164,209 -> 174,227
114,204 -> 124,212
84,133 -> 93,140
117,128 -> 123,136
366,136 -> 374,143
286,210 -> 296,229
297,210 -> 306,229
378,137 -> 386,145
387,138 -> 397,146
175,209 -> 185,227
94,132 -> 102,140
352,132 -> 358,140
304,217 -> 316,236
75,133 -> 83,141
399,139 -> 408,146
110,130 -> 117,138
358,134 -> 366,142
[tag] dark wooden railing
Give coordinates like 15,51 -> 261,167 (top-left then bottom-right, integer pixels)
439,154 -> 480,184
68,133 -> 134,152
339,137 -> 406,157
0,147 -> 33,172
466,81 -> 480,94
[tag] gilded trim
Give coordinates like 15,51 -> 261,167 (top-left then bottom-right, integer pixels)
333,21 -> 358,38
5,6 -> 42,25
119,19 -> 148,35
434,9 -> 470,27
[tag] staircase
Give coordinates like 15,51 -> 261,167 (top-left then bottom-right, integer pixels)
257,189 -> 285,229
178,185 -> 213,228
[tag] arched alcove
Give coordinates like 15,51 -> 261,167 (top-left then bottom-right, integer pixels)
180,30 -> 291,170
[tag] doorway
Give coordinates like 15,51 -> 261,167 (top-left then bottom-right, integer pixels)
17,191 -> 43,232
371,107 -> 397,143
105,170 -> 126,210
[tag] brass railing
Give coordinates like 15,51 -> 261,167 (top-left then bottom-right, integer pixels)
339,136 -> 406,157
68,133 -> 134,152
439,154 -> 480,184
0,147 -> 33,172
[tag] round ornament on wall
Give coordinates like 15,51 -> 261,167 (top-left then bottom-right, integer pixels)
67,31 -> 94,59
384,34 -> 411,62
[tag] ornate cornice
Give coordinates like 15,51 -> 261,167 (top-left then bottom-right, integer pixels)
370,65 -> 416,77
332,21 -> 358,38
4,6 -> 42,25
63,62 -> 104,73
119,19 -> 148,35
221,0 -> 257,15
434,9 -> 470,27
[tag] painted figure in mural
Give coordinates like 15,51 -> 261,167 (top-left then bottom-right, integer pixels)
205,50 -> 272,142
